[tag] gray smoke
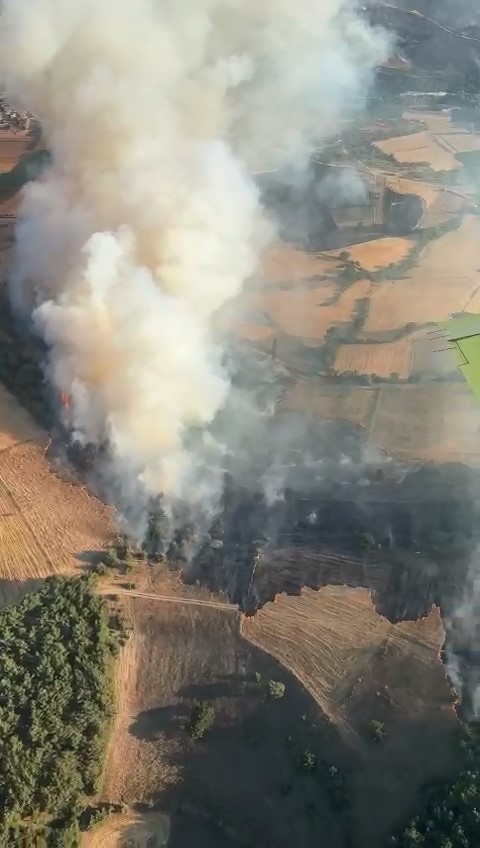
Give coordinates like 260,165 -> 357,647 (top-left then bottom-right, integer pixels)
0,0 -> 388,535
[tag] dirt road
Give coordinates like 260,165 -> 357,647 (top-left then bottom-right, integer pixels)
99,586 -> 238,613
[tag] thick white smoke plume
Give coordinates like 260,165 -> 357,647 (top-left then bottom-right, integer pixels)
0,0 -> 387,531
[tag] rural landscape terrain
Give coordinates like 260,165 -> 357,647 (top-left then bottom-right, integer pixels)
0,2 -> 479,848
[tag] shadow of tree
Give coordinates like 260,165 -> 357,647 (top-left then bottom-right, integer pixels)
130,703 -> 189,743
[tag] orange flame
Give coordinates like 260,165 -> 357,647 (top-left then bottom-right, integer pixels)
60,392 -> 71,413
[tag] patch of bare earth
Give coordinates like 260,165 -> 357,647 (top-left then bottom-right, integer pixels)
242,586 -> 459,846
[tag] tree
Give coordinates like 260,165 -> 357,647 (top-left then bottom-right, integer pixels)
267,680 -> 285,700
188,701 -> 216,741
298,750 -> 316,773
390,734 -> 479,847
101,548 -> 119,568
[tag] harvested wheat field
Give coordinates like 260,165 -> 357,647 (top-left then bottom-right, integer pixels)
333,335 -> 415,379
0,440 -> 114,578
402,110 -> 454,134
242,586 -> 458,847
82,811 -> 170,848
0,130 -> 33,172
259,241 -> 339,285
0,382 -> 43,450
437,131 -> 480,155
0,386 -> 113,590
371,383 -> 480,465
374,130 -> 460,171
279,379 -> 379,428
364,216 -> 480,332
255,278 -> 371,342
101,595 -> 350,848
343,237 -> 413,271
242,586 -> 450,730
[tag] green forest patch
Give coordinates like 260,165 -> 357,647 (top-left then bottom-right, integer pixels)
0,575 -> 123,846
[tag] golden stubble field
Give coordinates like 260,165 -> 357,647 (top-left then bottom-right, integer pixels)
334,335 -> 415,379
364,216 -> 480,332
0,384 -> 114,600
342,236 -> 413,271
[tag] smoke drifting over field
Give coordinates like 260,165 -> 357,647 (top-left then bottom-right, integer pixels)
0,0 -> 387,532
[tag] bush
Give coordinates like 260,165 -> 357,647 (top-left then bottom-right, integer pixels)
101,548 -> 119,568
298,750 -> 316,773
92,562 -> 109,576
188,701 -> 216,741
267,680 -> 286,700
368,719 -> 387,743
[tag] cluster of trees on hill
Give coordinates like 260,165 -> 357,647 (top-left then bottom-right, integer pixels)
0,576 -> 121,846
389,733 -> 480,847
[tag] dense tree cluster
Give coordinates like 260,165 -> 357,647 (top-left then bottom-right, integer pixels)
389,734 -> 480,847
0,576 -> 118,844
